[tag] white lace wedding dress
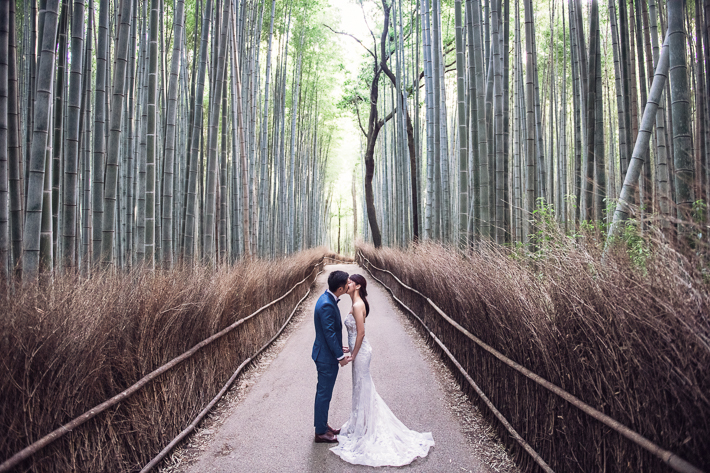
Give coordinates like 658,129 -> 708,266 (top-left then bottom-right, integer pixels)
330,312 -> 435,466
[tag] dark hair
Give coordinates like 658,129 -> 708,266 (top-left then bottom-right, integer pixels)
349,274 -> 370,316
328,270 -> 349,292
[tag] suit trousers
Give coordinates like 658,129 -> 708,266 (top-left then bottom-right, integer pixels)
314,359 -> 339,434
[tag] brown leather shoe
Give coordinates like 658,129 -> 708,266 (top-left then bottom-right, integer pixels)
314,431 -> 338,443
327,425 -> 340,435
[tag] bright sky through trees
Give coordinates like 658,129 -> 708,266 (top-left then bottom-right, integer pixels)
325,0 -> 374,250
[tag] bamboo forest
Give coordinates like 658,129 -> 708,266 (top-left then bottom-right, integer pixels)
1,0 -> 709,472
1,0 -> 710,272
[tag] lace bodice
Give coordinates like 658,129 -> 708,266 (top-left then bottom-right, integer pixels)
344,312 -> 371,354
331,312 -> 434,467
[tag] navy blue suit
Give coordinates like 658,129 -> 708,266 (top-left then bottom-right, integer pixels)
312,291 -> 345,435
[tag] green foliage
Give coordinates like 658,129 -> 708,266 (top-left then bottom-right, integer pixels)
511,198 -> 652,272
530,198 -> 558,247
620,218 -> 651,271
693,199 -> 707,224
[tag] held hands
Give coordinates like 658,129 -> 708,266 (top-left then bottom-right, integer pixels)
339,346 -> 351,366
339,355 -> 353,367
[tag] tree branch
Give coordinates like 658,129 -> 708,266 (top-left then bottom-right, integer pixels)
375,107 -> 397,131
353,99 -> 367,137
360,0 -> 378,60
323,24 -> 376,59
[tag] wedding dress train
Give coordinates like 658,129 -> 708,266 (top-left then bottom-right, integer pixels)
330,313 -> 435,467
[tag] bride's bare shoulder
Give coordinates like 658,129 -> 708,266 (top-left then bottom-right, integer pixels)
353,300 -> 366,314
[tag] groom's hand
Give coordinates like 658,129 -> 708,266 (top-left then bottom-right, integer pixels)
342,346 -> 350,353
339,355 -> 352,367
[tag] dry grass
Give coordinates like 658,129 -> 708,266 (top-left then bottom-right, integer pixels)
358,234 -> 709,472
0,248 -> 332,472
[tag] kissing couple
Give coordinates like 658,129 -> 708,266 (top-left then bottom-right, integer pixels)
311,270 -> 435,467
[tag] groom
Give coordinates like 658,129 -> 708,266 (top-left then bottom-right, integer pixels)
312,270 -> 352,443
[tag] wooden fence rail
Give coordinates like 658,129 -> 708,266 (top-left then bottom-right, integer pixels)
0,257 -> 343,473
140,267 -> 326,472
357,251 -> 703,473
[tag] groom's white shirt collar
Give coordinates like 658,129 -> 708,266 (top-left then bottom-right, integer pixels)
326,289 -> 340,303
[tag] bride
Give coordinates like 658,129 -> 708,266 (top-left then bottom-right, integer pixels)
330,274 -> 435,467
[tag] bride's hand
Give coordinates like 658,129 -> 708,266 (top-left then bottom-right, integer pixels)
342,346 -> 350,353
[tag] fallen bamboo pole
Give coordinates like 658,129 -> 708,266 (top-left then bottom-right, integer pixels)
358,251 -> 703,473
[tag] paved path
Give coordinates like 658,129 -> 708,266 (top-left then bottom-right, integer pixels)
182,263 -> 504,473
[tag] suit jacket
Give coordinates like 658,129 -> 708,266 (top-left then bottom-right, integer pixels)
312,291 -> 344,364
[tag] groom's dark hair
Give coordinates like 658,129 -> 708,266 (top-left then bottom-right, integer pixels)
328,270 -> 349,292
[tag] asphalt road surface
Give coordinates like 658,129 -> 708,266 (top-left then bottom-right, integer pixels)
183,263 -> 504,473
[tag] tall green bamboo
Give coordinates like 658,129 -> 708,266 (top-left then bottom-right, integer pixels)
23,0 -> 60,278
649,0 -> 670,220
0,0 -> 8,279
668,0 -> 694,221
101,0 -> 134,267
8,0 -> 22,273
81,0 -> 93,274
472,0 -> 490,239
431,0 -> 443,240
523,0 -> 536,244
143,0 -> 159,267
593,18 -> 605,221
258,0 -> 276,257
92,0 -> 109,265
203,0 -> 230,260
455,0 -> 468,246
423,0 -> 434,240
608,35 -> 669,240
161,0 -> 185,269
51,0 -> 67,264
609,0 -> 626,199
584,0 -> 598,221
61,0 -> 86,271
695,0 -> 707,205
569,0 -> 582,222
492,0 -> 505,243
288,32 -> 304,254
183,0 -> 212,260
